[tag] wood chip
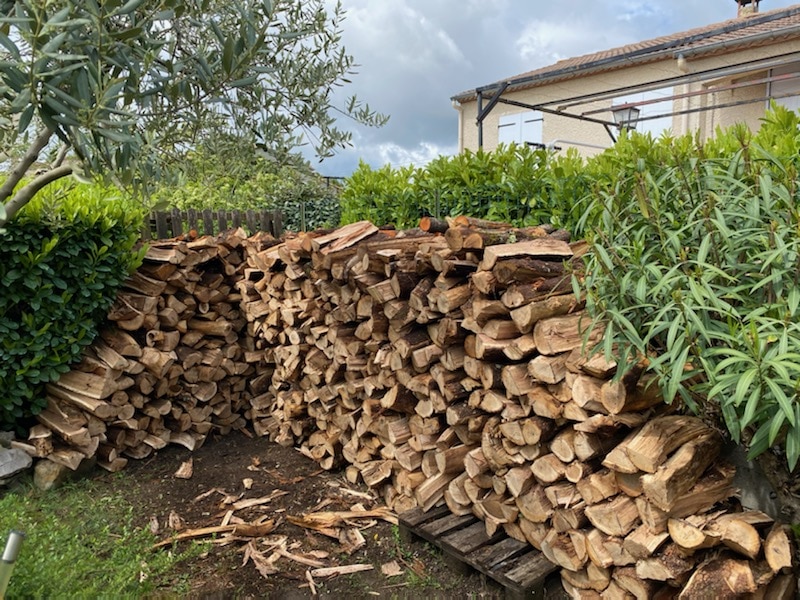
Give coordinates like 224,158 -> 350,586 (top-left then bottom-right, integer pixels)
310,564 -> 374,578
168,510 -> 184,531
228,490 -> 289,510
277,547 -> 328,568
381,560 -> 404,577
174,458 -> 193,479
242,478 -> 254,490
193,487 -> 226,502
152,519 -> 276,548
242,540 -> 281,578
339,527 -> 366,555
305,569 -> 318,596
287,507 -> 397,531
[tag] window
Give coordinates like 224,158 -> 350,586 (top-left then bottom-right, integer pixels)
770,63 -> 800,112
613,89 -> 674,137
498,111 -> 543,146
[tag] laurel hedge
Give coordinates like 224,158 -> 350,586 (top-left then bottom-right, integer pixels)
0,183 -> 145,429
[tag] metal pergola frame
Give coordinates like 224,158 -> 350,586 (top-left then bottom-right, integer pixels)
472,46 -> 800,145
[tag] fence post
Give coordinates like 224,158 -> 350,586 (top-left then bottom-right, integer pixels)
187,208 -> 198,234
170,208 -> 183,237
154,211 -> 169,239
300,199 -> 306,232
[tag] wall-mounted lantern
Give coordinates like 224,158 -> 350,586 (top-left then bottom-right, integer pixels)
612,104 -> 641,131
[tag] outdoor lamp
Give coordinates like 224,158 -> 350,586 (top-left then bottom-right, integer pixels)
612,104 -> 641,131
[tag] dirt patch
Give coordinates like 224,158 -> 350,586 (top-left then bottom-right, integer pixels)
96,430 -> 547,598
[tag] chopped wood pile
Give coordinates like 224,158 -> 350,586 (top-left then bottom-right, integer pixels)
20,217 -> 795,598
16,228 -> 258,472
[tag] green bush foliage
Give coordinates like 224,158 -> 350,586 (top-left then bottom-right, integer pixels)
148,136 -> 341,231
340,144 -> 589,230
0,182 -> 144,429
581,106 -> 800,469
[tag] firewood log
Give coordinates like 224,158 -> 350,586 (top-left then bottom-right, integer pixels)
534,312 -> 602,356
585,495 -> 641,537
635,462 -> 736,533
479,239 -> 573,271
640,429 -> 722,511
634,542 -> 695,586
541,529 -> 588,572
560,562 -> 611,593
678,554 -> 757,598
623,415 -> 712,474
764,523 -> 793,573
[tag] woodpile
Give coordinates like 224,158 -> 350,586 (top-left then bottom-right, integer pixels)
23,217 -> 795,598
17,228 -> 261,472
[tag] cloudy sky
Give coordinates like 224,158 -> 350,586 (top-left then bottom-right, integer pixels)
311,0 -> 800,177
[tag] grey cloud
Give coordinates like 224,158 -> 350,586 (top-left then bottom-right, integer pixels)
311,0 -> 799,177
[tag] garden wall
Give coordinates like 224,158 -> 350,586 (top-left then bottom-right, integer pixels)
20,219 -> 795,597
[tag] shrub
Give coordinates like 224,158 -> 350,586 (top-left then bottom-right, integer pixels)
340,145 -> 590,230
0,182 -> 145,429
147,137 -> 340,232
580,106 -> 800,469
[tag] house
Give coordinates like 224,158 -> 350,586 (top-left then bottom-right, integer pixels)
451,0 -> 800,155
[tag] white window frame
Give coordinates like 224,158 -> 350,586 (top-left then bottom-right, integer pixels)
498,110 -> 544,146
769,63 -> 800,112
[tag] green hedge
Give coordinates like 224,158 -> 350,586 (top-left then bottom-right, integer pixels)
0,183 -> 145,429
340,145 -> 589,230
147,140 -> 341,232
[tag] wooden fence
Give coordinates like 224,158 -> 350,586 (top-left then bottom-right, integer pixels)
141,208 -> 283,241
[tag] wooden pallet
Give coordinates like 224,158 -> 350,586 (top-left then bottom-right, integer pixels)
398,506 -> 561,599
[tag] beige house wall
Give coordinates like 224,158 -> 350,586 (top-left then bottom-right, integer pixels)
456,39 -> 800,157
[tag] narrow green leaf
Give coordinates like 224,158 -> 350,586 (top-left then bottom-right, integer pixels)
764,377 -> 796,427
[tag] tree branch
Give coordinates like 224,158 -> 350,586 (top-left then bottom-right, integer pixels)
51,143 -> 70,168
0,128 -> 55,205
2,164 -> 74,224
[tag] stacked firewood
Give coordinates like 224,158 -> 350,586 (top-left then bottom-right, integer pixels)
25,217 -> 795,598
18,228 -> 265,472
235,217 -> 794,598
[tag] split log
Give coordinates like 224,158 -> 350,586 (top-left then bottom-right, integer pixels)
678,554 -> 758,598
764,524 -> 793,573
533,312 -> 602,356
479,239 -> 573,271
640,429 -> 722,511
635,462 -> 736,533
623,415 -> 712,474
635,542 -> 695,586
599,375 -> 662,415
585,496 -> 640,537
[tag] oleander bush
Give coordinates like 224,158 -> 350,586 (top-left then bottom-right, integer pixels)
0,181 -> 145,429
581,106 -> 800,469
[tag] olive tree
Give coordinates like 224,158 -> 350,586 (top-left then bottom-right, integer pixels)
0,0 -> 387,225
